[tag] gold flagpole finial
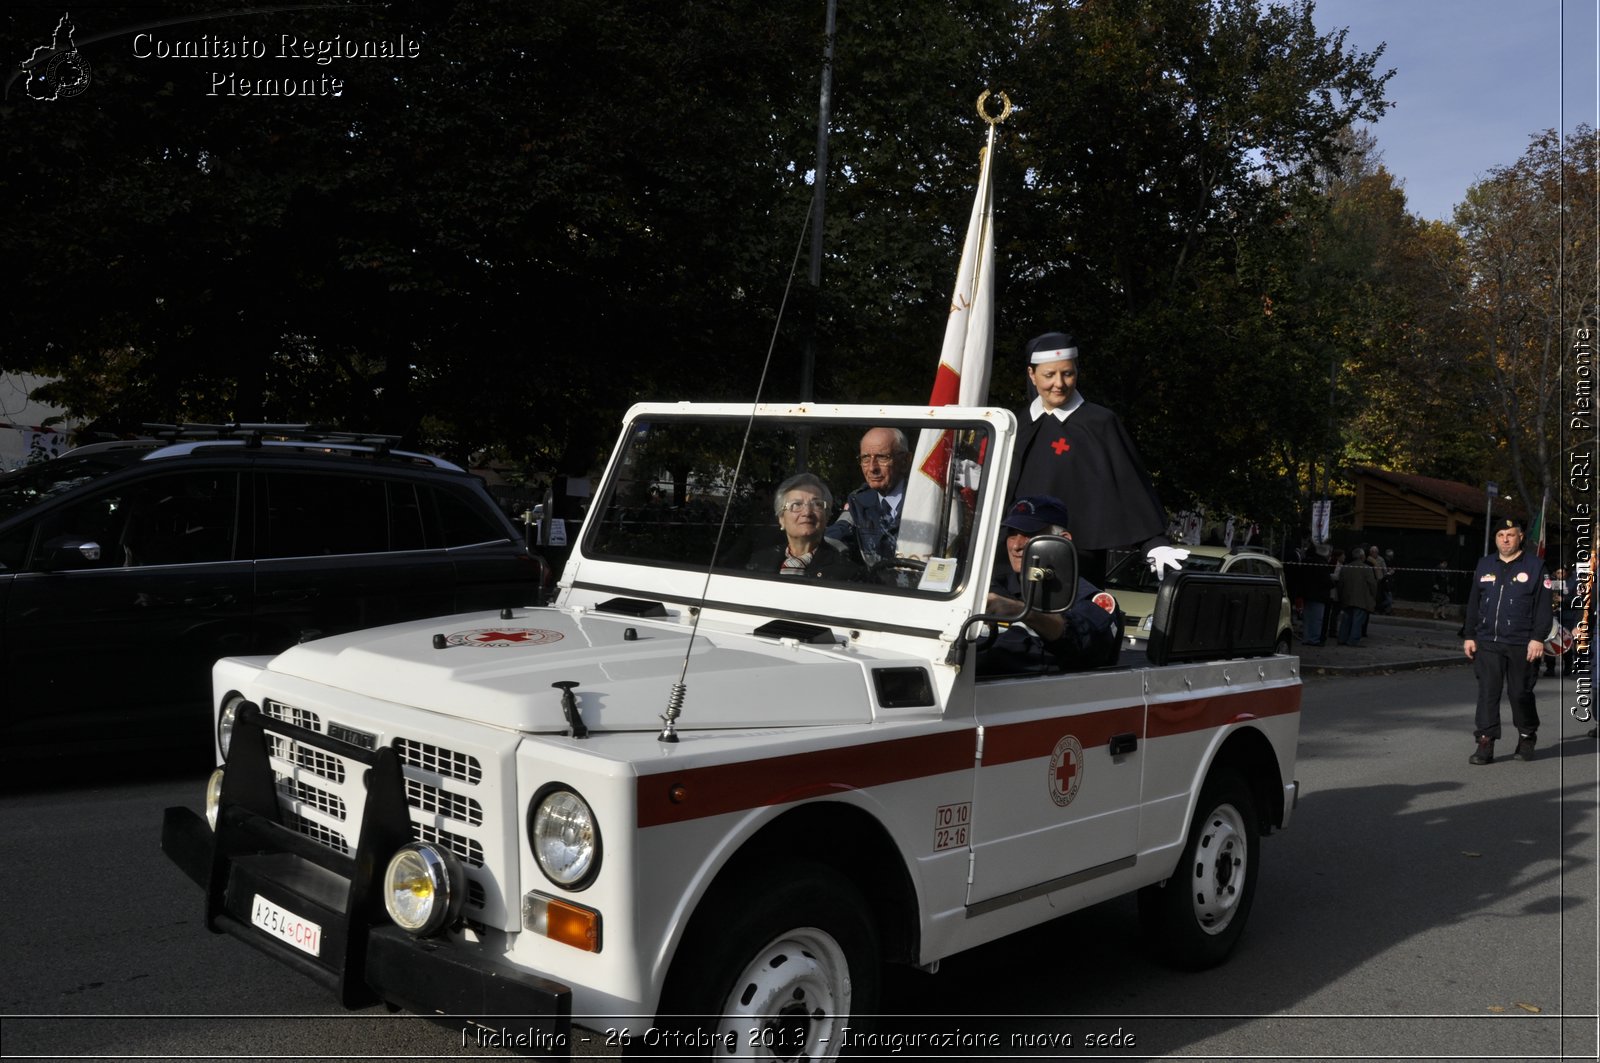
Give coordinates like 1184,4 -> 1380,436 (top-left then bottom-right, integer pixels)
976,89 -> 1012,126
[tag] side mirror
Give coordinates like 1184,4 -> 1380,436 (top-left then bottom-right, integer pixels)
39,536 -> 103,572
1018,534 -> 1078,614
945,533 -> 1079,667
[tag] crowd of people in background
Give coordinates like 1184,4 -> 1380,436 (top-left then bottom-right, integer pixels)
1286,537 -> 1579,683
1290,539 -> 1399,648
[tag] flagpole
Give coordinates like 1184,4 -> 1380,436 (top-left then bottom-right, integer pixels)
897,90 -> 1009,559
799,0 -> 836,409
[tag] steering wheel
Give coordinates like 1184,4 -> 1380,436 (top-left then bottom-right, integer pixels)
868,556 -> 926,587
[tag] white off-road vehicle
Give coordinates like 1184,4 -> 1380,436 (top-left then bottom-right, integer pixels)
163,402 -> 1300,1058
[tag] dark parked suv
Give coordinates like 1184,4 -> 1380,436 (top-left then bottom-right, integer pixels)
0,425 -> 548,761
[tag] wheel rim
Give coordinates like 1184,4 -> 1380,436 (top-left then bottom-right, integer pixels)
1190,801 -> 1248,935
715,926 -> 851,1060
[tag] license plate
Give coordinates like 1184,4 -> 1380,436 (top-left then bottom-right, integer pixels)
250,894 -> 323,957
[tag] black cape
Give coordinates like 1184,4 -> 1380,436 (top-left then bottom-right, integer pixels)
1005,400 -> 1168,553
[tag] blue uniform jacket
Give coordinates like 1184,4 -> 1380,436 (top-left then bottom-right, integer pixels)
825,484 -> 900,566
1463,550 -> 1552,645
983,568 -> 1119,672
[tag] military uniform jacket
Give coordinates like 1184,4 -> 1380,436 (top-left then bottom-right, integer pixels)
1463,551 -> 1553,645
825,484 -> 900,566
1005,400 -> 1168,553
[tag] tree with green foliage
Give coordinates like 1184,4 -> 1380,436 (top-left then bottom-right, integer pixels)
3,0 -> 1394,528
1453,125 -> 1599,526
997,0 -> 1392,527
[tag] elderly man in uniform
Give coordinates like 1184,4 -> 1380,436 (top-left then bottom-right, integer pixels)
1463,517 -> 1552,764
978,495 -> 1120,675
826,426 -> 909,567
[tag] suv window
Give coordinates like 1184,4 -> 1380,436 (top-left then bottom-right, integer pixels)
436,486 -> 510,547
259,471 -> 434,558
32,470 -> 240,569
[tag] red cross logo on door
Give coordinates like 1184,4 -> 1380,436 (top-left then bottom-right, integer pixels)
1047,735 -> 1084,807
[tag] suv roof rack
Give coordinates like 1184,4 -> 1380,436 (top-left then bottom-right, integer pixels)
134,424 -> 459,470
141,423 -> 402,453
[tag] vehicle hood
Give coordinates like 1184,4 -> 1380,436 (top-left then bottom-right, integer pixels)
263,608 -> 876,733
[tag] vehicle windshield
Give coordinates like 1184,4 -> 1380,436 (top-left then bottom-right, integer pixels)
584,414 -> 993,598
0,450 -> 143,522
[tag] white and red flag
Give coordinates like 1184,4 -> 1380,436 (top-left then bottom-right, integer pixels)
897,109 -> 1000,557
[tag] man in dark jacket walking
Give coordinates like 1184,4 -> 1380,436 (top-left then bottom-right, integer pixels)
1462,517 -> 1553,764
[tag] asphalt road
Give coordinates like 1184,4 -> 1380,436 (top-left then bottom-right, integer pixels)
2,667 -> 1596,1061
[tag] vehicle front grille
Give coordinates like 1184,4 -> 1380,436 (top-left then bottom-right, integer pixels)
262,698 -> 321,732
267,734 -> 347,783
255,703 -> 502,920
406,779 -> 483,825
394,738 -> 482,784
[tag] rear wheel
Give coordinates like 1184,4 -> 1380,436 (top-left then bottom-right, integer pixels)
1138,769 -> 1260,969
650,862 -> 880,1060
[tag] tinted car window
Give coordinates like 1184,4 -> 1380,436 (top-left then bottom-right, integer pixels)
260,472 -> 388,558
389,481 -> 427,552
436,485 -> 510,547
0,450 -> 143,521
259,472 -> 436,558
32,470 -> 239,569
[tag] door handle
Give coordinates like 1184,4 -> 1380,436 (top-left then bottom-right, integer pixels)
1109,732 -> 1138,756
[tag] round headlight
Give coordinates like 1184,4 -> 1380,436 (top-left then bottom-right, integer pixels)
217,694 -> 246,760
383,843 -> 464,937
204,769 -> 226,831
530,787 -> 600,889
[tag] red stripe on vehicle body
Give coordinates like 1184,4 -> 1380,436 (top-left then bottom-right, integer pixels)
1145,685 -> 1300,739
635,685 -> 1299,828
636,730 -> 975,828
978,704 -> 1146,767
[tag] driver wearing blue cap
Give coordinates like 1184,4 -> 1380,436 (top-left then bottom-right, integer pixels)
979,495 -> 1121,675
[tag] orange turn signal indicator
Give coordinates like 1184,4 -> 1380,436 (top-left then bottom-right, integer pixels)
523,891 -> 602,953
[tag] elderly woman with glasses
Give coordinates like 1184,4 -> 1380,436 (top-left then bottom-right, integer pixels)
747,473 -> 861,580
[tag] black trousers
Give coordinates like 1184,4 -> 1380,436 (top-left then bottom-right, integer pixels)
1472,640 -> 1540,741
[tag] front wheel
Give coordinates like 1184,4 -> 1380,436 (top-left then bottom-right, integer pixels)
1138,769 -> 1260,970
649,862 -> 880,1060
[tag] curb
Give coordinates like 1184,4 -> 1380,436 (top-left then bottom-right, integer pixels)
1299,654 -> 1469,678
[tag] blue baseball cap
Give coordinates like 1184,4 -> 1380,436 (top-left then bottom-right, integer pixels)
1003,496 -> 1071,534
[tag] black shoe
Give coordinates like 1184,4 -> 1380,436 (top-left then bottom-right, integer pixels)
1514,734 -> 1536,761
1469,738 -> 1494,765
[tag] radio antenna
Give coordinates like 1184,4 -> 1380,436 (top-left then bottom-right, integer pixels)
659,199 -> 814,743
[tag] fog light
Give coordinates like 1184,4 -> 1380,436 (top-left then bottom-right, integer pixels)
382,843 -> 463,937
204,769 -> 225,830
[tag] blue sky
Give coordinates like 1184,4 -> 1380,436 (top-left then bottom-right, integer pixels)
1310,0 -> 1598,223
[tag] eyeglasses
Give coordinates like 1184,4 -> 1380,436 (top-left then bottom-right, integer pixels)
782,498 -> 830,513
858,453 -> 899,467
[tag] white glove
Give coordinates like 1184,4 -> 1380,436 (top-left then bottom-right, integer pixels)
1146,545 -> 1189,579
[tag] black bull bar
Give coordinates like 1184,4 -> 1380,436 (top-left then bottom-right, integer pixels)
161,701 -> 571,1027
